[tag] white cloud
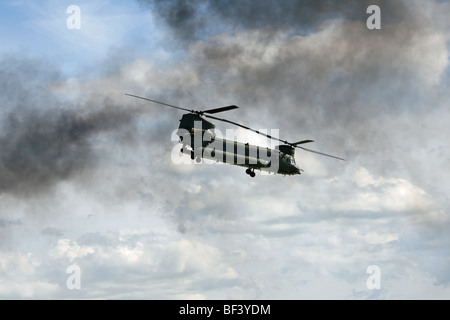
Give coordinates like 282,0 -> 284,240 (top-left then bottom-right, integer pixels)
160,239 -> 238,278
0,252 -> 39,277
0,252 -> 59,298
332,167 -> 434,213
49,239 -> 95,262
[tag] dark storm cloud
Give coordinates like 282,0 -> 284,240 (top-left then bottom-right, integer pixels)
144,0 -> 207,40
135,0 -> 434,160
138,0 -> 409,41
0,58 -> 139,197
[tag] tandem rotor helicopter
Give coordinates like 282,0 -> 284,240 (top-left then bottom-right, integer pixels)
125,94 -> 345,177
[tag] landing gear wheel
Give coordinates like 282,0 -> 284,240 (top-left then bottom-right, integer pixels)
195,157 -> 201,163
246,168 -> 256,178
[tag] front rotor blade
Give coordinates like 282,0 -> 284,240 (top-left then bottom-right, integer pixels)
292,140 -> 314,146
125,94 -> 193,113
203,105 -> 239,114
298,146 -> 345,161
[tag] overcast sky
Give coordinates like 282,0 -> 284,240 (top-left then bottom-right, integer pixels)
0,0 -> 449,299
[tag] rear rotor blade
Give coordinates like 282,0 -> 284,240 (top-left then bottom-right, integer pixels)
125,94 -> 194,113
205,115 -> 345,160
297,146 -> 345,161
204,114 -> 291,145
202,105 -> 239,114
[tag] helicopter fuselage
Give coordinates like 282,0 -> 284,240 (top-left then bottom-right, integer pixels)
177,113 -> 301,176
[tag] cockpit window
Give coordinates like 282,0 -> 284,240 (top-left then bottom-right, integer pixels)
290,158 -> 295,165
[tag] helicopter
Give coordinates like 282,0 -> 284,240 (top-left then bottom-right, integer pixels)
125,94 -> 345,177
